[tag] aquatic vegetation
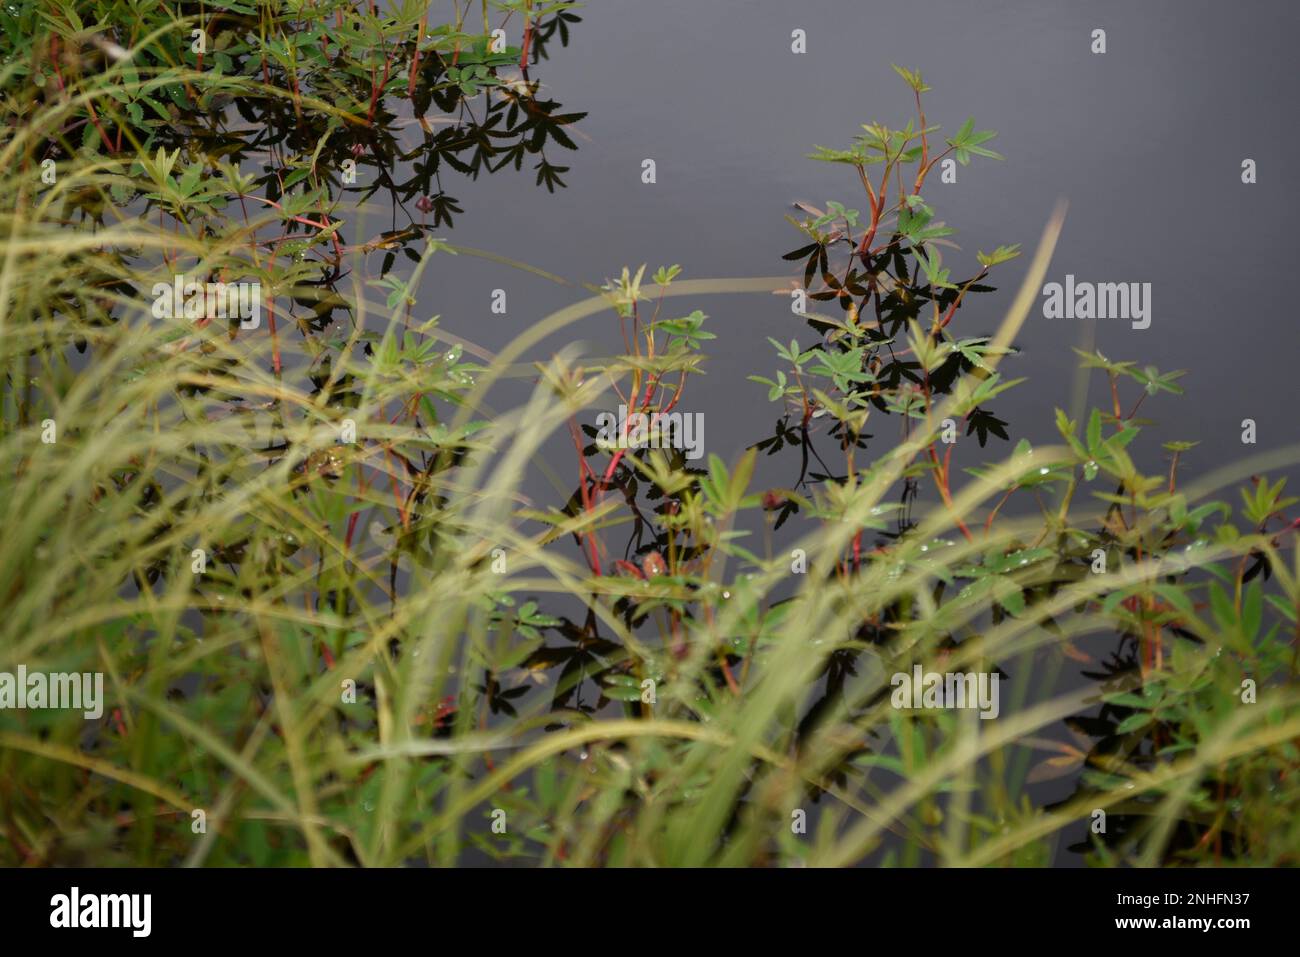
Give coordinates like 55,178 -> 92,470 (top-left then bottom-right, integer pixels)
1,7 -> 1298,870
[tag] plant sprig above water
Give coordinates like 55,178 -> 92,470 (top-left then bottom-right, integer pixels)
767,66 -> 1017,456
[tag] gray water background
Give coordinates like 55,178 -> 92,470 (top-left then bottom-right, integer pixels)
414,0 -> 1296,494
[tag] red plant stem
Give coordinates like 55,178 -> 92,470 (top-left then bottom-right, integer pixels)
596,369 -> 674,496
985,486 -> 1016,533
316,197 -> 345,263
937,270 -> 988,331
409,15 -> 427,99
367,50 -> 394,126
856,165 -> 890,265
519,19 -> 533,71
244,194 -> 335,231
912,89 -> 928,190
929,443 -> 974,542
718,650 -> 740,695
49,39 -> 115,153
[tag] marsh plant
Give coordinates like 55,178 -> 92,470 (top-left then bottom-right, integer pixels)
1,5 -> 1298,868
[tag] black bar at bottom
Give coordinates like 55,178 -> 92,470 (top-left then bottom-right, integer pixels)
0,866 -> 1284,944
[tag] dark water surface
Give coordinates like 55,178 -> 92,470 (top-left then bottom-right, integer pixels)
415,0 -> 1297,496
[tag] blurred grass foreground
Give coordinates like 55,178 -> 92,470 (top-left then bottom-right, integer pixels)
2,2 -> 1300,867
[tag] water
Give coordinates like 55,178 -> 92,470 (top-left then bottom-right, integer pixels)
422,0 -> 1299,494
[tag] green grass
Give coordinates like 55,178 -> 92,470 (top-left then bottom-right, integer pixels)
2,3 -> 1299,867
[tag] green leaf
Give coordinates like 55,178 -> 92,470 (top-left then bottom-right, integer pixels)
1115,712 -> 1154,734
